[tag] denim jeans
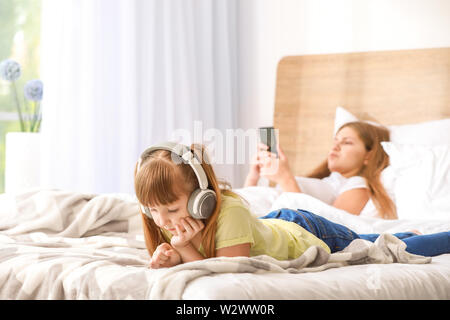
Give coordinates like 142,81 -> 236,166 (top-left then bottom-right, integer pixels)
260,208 -> 450,257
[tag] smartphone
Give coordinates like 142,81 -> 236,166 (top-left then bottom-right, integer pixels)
259,126 -> 278,157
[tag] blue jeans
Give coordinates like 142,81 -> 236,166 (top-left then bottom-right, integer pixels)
260,208 -> 450,257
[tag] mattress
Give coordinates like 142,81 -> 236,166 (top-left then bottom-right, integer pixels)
182,254 -> 450,300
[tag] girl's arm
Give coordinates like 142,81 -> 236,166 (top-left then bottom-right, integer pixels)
244,151 -> 261,187
174,238 -> 251,262
174,242 -> 207,263
174,236 -> 252,261
277,174 -> 302,193
176,242 -> 251,262
216,243 -> 251,257
244,172 -> 259,187
333,188 -> 370,215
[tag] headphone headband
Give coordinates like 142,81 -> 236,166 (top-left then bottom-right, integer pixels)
137,141 -> 209,190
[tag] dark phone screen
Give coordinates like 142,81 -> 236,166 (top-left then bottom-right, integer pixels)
259,127 -> 278,156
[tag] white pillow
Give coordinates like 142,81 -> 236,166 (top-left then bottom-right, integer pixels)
234,186 -> 282,217
335,106 -> 358,132
334,106 -> 450,146
381,142 -> 450,219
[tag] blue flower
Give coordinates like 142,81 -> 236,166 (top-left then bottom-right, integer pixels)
0,59 -> 22,82
0,59 -> 42,132
24,79 -> 43,101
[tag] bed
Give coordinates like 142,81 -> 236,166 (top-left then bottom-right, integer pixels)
1,47 -> 450,300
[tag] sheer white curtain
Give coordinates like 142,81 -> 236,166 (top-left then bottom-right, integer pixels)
40,0 -> 239,194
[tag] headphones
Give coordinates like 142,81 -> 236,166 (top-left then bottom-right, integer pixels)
136,141 -> 217,220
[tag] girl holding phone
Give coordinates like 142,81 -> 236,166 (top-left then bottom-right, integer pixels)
245,122 -> 396,220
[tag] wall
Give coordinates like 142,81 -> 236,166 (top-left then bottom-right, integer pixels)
235,0 -> 450,187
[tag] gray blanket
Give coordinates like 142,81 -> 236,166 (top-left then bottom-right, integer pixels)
0,189 -> 431,299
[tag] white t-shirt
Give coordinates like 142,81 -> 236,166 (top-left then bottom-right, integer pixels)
290,172 -> 379,218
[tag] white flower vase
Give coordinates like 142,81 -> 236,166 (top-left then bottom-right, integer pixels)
5,132 -> 41,194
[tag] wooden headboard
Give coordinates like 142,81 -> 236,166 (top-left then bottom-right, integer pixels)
273,47 -> 450,176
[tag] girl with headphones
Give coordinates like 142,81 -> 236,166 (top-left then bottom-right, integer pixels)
134,142 -> 255,268
135,142 -> 449,269
134,141 -> 330,268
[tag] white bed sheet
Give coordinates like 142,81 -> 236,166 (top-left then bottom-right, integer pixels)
183,254 -> 450,300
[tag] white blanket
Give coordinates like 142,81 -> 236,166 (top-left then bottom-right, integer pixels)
0,188 -> 448,300
149,233 -> 431,299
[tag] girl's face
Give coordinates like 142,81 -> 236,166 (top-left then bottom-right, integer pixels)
327,126 -> 370,177
148,193 -> 190,233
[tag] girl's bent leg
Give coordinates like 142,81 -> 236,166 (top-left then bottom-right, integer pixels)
358,232 -> 417,243
402,232 -> 450,257
391,232 -> 418,240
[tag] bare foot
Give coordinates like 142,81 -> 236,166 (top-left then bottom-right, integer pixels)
410,229 -> 422,235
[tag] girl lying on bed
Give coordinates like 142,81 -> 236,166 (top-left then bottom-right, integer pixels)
245,121 -> 397,219
134,141 -> 449,268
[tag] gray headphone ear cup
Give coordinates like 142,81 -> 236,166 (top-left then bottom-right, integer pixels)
140,204 -> 152,219
187,189 -> 217,219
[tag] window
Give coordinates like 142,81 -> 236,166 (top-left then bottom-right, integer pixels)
0,0 -> 42,193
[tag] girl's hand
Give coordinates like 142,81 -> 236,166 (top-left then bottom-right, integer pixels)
149,243 -> 181,269
170,217 -> 204,249
258,143 -> 293,184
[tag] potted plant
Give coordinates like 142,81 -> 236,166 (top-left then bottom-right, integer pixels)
0,59 -> 43,193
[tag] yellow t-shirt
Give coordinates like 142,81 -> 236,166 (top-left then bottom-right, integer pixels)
162,193 -> 330,260
215,194 -> 330,260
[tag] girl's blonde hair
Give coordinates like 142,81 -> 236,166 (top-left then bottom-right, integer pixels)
134,143 -> 241,258
308,121 -> 397,220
